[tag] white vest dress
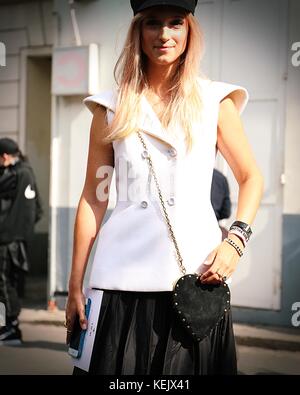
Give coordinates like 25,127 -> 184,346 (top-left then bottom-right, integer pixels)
83,78 -> 249,292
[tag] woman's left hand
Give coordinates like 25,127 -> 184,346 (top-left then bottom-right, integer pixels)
199,234 -> 244,284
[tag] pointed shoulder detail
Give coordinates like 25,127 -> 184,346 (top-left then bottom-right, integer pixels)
196,76 -> 213,95
83,90 -> 117,114
210,81 -> 249,114
196,76 -> 213,87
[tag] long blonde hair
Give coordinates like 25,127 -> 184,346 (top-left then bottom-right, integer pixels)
103,12 -> 206,152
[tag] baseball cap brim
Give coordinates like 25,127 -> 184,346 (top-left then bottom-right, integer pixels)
131,0 -> 197,15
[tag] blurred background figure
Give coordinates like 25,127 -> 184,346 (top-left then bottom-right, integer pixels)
211,168 -> 232,240
0,138 -> 42,345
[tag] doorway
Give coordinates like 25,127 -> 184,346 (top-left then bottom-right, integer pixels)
22,54 -> 52,307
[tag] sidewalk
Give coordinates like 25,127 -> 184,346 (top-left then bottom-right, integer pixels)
20,308 -> 65,326
234,323 -> 300,352
19,308 -> 300,352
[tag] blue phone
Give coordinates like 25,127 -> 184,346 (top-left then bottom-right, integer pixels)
68,298 -> 91,358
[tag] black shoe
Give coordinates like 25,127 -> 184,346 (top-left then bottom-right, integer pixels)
0,325 -> 23,346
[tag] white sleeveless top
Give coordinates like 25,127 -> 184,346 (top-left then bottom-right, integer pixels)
83,78 -> 249,291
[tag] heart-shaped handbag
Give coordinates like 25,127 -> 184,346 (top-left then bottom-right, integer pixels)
173,274 -> 230,342
137,132 -> 231,342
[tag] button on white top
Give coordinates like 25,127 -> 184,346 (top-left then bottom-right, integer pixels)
167,197 -> 175,206
141,150 -> 149,159
141,201 -> 148,208
168,148 -> 177,158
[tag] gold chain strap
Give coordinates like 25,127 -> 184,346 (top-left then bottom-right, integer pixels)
137,131 -> 186,276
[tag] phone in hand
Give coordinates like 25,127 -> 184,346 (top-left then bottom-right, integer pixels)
68,298 -> 91,359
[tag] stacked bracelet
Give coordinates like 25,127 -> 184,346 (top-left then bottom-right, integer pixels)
230,220 -> 252,234
224,237 -> 244,257
229,221 -> 252,243
230,226 -> 250,243
228,228 -> 247,247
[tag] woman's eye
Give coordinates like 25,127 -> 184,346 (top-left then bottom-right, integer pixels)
145,19 -> 184,27
172,19 -> 184,26
146,19 -> 160,25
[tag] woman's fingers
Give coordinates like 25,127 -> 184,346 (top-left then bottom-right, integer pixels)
65,315 -> 75,345
199,240 -> 241,284
79,307 -> 87,330
198,249 -> 218,276
201,272 -> 222,284
200,262 -> 222,280
220,269 -> 231,282
64,315 -> 75,331
201,262 -> 235,284
200,260 -> 229,283
66,328 -> 72,345
65,294 -> 87,345
204,249 -> 218,265
78,294 -> 88,330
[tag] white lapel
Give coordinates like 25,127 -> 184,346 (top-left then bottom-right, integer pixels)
138,95 -> 179,149
106,90 -> 181,150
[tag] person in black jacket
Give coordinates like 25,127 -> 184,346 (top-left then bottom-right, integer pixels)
211,168 -> 232,240
0,138 -> 42,345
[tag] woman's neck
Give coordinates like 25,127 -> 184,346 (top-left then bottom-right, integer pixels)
145,62 -> 177,97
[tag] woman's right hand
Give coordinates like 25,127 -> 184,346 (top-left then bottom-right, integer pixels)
65,290 -> 88,345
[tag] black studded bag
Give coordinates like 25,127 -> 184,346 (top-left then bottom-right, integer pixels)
137,132 -> 230,342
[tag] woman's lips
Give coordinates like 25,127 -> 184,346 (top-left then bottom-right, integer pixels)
155,46 -> 174,52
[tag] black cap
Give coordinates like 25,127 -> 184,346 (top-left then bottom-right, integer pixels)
0,138 -> 19,156
131,0 -> 198,15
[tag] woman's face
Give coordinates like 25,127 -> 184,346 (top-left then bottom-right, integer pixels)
141,6 -> 189,67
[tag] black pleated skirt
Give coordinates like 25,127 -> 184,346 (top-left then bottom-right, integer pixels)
73,290 -> 237,375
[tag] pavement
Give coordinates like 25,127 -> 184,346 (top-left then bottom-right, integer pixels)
234,322 -> 300,352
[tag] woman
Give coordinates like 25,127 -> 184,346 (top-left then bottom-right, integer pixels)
66,0 -> 264,375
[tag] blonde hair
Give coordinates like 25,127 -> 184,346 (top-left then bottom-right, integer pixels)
103,12 -> 206,152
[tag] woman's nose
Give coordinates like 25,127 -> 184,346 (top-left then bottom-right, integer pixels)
159,26 -> 171,42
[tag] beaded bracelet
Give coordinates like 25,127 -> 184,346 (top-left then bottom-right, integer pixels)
224,237 -> 244,257
228,229 -> 247,248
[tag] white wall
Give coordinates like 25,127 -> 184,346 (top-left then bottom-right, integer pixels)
284,0 -> 300,215
54,0 -> 131,90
